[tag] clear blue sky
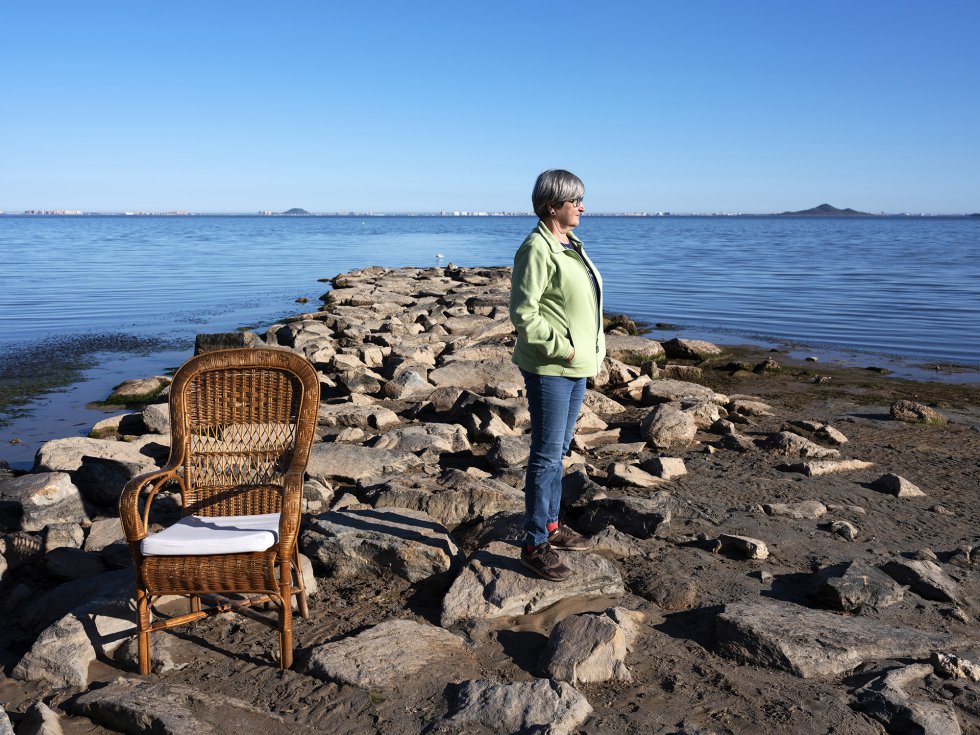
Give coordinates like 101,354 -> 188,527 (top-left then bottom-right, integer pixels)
2,1 -> 978,214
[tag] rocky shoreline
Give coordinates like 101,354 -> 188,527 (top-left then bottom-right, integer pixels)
1,265 -> 979,734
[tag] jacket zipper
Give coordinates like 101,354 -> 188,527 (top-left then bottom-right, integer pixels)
567,245 -> 602,373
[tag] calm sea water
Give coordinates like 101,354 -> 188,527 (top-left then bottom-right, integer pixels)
1,214 -> 978,466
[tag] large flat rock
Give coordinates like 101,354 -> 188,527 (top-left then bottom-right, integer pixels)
428,359 -> 521,391
70,678 -> 314,735
441,541 -> 624,627
301,507 -> 462,582
306,443 -> 424,484
364,471 -> 524,527
716,600 -> 961,678
303,618 -> 477,691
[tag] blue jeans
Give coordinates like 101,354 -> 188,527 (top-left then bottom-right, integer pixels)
521,369 -> 587,547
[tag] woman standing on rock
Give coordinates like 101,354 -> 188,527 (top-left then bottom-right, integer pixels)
509,169 -> 606,581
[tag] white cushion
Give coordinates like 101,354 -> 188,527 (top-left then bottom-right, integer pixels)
141,513 -> 280,556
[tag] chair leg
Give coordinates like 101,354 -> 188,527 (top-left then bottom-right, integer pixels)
279,560 -> 293,670
292,546 -> 309,619
136,587 -> 152,676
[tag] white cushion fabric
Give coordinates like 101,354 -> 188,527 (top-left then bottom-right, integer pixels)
141,513 -> 280,556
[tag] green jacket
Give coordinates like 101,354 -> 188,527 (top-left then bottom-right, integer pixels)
510,221 -> 606,377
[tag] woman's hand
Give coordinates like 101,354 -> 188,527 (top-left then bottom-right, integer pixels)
566,347 -> 575,362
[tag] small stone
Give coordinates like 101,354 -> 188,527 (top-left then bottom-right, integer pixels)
749,569 -> 774,584
18,701 -> 63,735
873,473 -> 926,498
753,357 -> 781,374
890,400 -> 947,425
931,652 -> 980,683
830,520 -> 859,541
718,534 -> 769,560
784,459 -> 875,477
639,457 -> 687,480
763,500 -> 827,519
815,425 -> 848,445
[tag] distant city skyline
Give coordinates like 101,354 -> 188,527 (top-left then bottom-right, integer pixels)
2,1 -> 978,215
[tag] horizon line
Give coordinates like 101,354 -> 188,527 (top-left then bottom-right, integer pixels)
3,210 -> 978,218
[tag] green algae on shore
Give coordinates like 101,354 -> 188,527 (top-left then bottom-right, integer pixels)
0,334 -> 170,426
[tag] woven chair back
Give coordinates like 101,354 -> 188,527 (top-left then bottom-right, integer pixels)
168,349 -> 319,517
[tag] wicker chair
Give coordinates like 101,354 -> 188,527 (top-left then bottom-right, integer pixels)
119,348 -> 320,674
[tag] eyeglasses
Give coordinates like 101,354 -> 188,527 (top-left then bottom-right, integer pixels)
563,198 -> 584,207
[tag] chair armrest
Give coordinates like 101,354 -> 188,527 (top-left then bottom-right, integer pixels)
118,464 -> 183,545
276,469 -> 306,554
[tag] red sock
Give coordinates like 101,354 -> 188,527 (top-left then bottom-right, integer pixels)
547,522 -> 559,534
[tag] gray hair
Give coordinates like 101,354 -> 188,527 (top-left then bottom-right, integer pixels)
531,169 -> 585,219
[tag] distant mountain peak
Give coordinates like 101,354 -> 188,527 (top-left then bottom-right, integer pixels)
780,203 -> 870,216
281,207 -> 310,215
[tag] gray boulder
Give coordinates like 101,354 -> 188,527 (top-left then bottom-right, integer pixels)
855,664 -> 961,735
579,493 -> 677,539
815,560 -> 906,612
381,369 -> 432,400
303,618 -> 477,691
74,454 -> 158,507
641,379 -> 718,406
301,507 -> 462,582
364,471 -> 523,527
429,359 -> 521,391
141,402 -> 171,434
372,422 -> 470,454
604,334 -> 665,363
486,435 -> 531,470
716,600 -> 962,678
757,432 -> 840,458
663,338 -> 723,360
70,678 -> 307,735
17,701 -> 63,735
441,541 -> 624,627
640,404 -> 697,449
13,597 -> 134,687
879,558 -> 963,603
0,472 -> 87,532
34,436 -> 165,475
890,400 -> 947,425
306,443 -> 423,484
316,402 -> 400,431
105,376 -> 170,403
539,609 -> 638,685
447,679 -> 592,735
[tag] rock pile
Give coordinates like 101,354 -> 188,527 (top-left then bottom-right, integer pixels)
0,265 -> 976,734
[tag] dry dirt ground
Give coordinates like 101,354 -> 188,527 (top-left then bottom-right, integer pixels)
2,348 -> 979,735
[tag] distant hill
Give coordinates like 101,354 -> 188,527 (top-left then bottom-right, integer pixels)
281,208 -> 310,215
779,203 -> 871,216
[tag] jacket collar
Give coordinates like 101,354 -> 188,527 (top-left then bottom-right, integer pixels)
536,220 -> 584,253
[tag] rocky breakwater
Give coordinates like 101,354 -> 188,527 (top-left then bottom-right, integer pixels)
0,264 -> 978,735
